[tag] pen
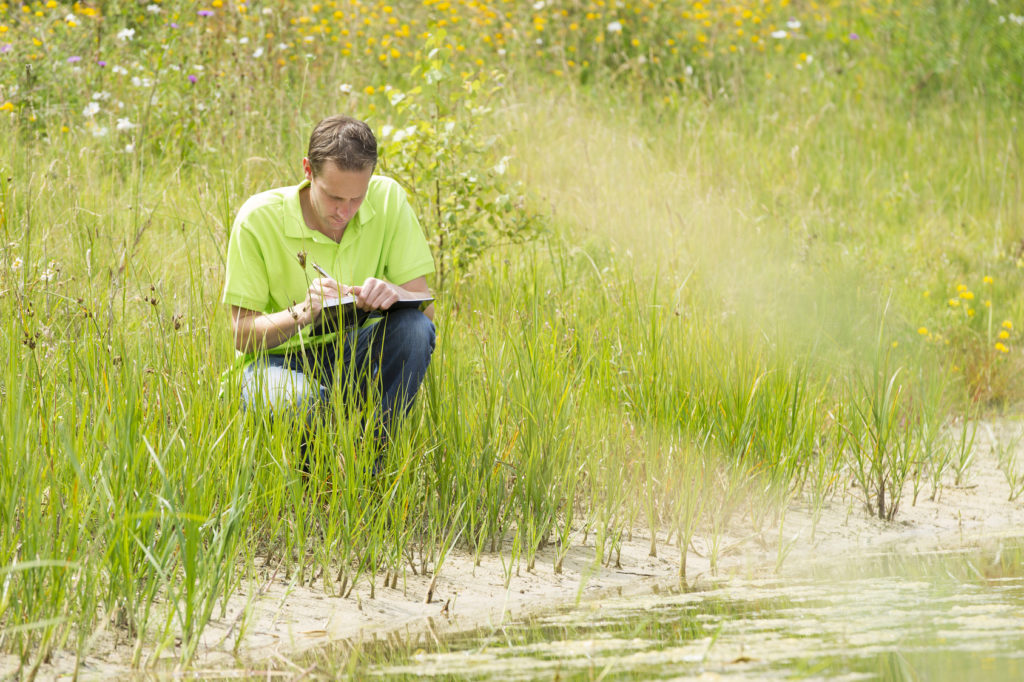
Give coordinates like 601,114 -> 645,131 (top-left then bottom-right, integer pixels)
311,262 -> 332,280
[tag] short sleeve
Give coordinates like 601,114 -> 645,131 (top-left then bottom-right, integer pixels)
222,217 -> 271,312
382,186 -> 436,285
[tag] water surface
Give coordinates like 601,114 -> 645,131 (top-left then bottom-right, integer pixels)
308,537 -> 1024,680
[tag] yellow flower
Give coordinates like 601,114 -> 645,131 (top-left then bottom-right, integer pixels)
968,308 -> 975,317
1003,320 -> 1014,330
0,102 -> 13,113
959,290 -> 974,300
364,85 -> 375,95
891,341 -> 899,348
983,275 -> 994,285
917,327 -> 928,336
956,284 -> 968,292
985,300 -> 992,308
948,298 -> 960,308
996,342 -> 1009,354
999,330 -> 1010,340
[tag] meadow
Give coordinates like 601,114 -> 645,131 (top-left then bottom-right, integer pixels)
1,0 -> 1023,675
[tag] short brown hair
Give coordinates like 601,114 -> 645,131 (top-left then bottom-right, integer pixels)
307,115 -> 378,175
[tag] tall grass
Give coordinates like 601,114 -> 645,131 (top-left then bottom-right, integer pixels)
1,0 -> 1023,674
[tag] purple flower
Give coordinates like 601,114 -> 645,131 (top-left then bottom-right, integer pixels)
67,55 -> 83,63
97,60 -> 107,67
170,22 -> 179,28
197,9 -> 214,17
188,74 -> 198,84
849,32 -> 860,40
0,44 -> 12,54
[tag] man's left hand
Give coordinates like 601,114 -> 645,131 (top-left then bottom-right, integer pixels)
349,277 -> 400,312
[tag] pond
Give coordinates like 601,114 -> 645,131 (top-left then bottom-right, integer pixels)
303,536 -> 1024,680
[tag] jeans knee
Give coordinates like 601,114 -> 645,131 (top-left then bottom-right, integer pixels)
386,308 -> 436,362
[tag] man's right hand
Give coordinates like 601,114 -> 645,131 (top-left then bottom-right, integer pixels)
300,277 -> 343,325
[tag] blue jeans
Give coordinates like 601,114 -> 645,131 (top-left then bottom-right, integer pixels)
241,308 -> 435,442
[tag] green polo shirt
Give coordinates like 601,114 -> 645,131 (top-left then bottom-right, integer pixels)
222,175 -> 435,362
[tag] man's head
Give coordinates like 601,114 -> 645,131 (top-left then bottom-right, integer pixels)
306,115 -> 378,177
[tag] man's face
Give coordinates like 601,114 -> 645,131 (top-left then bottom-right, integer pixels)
303,158 -> 373,234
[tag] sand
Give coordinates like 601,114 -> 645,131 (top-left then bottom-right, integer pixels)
7,419 -> 1024,680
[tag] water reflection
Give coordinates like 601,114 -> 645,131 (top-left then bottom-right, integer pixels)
310,538 -> 1024,680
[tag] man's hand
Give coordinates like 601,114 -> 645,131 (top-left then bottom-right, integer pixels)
300,276 -> 344,324
349,277 -> 401,312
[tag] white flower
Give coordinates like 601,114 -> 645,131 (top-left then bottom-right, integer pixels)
83,101 -> 100,117
393,125 -> 417,143
684,65 -> 694,77
239,37 -> 249,44
381,124 -> 394,139
497,48 -> 507,56
112,65 -> 128,75
261,7 -> 273,15
91,91 -> 111,101
339,83 -> 353,94
493,156 -> 511,175
124,143 -> 135,153
606,21 -> 623,33
252,47 -> 264,58
10,256 -> 22,271
532,1 -> 545,9
91,125 -> 109,138
146,4 -> 161,13
116,28 -> 136,42
276,43 -> 289,52
787,19 -> 801,30
771,30 -> 788,39
130,76 -> 153,88
115,117 -> 135,131
389,91 -> 406,105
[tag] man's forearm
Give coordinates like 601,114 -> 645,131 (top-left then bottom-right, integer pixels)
234,306 -> 311,353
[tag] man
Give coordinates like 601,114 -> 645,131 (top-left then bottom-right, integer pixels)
222,115 -> 436,449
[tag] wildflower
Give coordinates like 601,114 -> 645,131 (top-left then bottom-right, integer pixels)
11,256 -> 22,271
364,85 -> 375,95
849,33 -> 859,40
996,342 -> 1009,353
124,143 -> 135,153
252,47 -> 264,58
918,327 -> 928,336
97,60 -> 107,67
112,65 -> 128,75
1003,320 -> 1014,330
188,74 -> 198,84
787,19 -> 801,30
0,44 -> 12,54
40,261 -> 58,282
533,0 -> 545,8
92,91 -> 111,101
339,83 -> 353,94
83,101 -> 100,117
984,275 -> 994,284
985,300 -> 992,308
956,283 -> 968,292
959,291 -> 974,300
0,102 -> 14,112
607,21 -> 623,33
146,4 -> 161,13
948,298 -> 960,307
115,117 -> 135,131
91,126 -> 109,138
198,9 -> 214,17
999,330 -> 1010,340
771,30 -> 787,39
116,28 -> 136,42
67,55 -> 82,63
